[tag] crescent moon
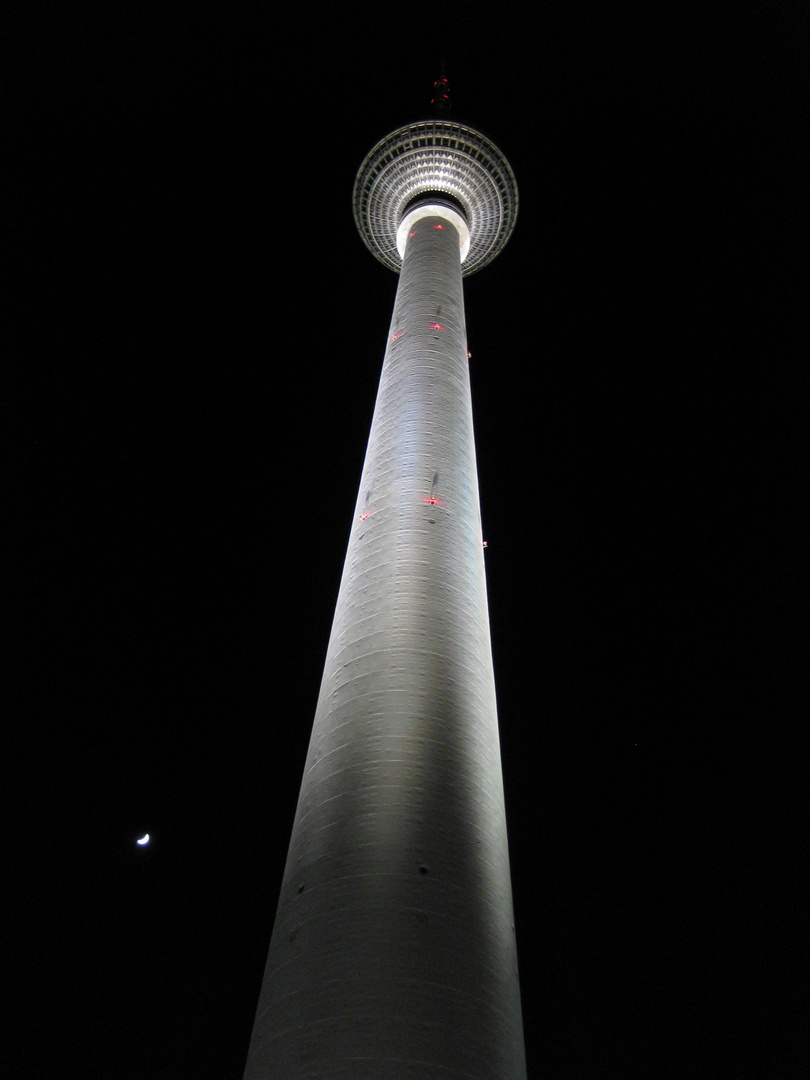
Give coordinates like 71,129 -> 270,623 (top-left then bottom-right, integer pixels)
136,833 -> 150,846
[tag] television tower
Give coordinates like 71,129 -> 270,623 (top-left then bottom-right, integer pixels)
244,81 -> 524,1079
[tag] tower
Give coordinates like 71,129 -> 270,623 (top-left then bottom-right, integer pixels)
244,93 -> 524,1079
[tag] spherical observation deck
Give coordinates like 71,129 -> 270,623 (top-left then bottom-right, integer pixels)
353,120 -> 518,277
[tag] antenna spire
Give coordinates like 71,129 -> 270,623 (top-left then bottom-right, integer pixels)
430,65 -> 451,117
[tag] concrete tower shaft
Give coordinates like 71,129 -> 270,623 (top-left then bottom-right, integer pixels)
243,206 -> 526,1078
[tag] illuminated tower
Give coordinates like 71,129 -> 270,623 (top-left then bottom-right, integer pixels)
244,86 -> 524,1080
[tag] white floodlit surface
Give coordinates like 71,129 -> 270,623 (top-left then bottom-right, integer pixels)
353,120 -> 518,277
396,203 -> 471,262
243,205 -> 525,1080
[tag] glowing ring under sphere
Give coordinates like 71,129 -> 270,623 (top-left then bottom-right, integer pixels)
353,120 -> 518,277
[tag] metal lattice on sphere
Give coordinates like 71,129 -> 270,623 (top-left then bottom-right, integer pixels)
353,120 -> 518,276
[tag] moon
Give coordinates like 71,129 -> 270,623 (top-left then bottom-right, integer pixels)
136,833 -> 150,846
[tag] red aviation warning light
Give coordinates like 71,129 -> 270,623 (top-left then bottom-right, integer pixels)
430,72 -> 451,116
428,322 -> 446,331
422,471 -> 443,507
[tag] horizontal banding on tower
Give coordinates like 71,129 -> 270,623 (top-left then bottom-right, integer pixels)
396,199 -> 471,263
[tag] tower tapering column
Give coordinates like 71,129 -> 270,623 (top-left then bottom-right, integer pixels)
244,117 -> 523,1080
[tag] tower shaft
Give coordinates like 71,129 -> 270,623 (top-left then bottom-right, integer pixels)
244,210 -> 525,1078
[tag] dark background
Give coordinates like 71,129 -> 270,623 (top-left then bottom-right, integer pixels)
6,1 -> 808,1077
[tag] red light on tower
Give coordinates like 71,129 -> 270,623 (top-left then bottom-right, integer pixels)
430,71 -> 451,116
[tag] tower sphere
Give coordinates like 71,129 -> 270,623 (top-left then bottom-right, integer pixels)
353,119 -> 518,276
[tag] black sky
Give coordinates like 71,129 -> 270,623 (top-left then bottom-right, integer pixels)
6,2 -> 809,1077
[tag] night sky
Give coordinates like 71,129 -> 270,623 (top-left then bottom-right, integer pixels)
6,2 -> 808,1077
